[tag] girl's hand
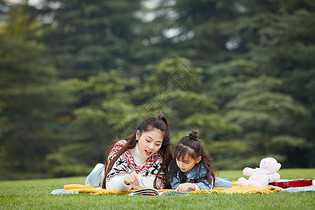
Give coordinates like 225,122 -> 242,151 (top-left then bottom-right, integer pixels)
124,172 -> 140,186
175,183 -> 196,192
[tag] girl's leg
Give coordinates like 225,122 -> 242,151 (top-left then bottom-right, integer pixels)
214,177 -> 232,188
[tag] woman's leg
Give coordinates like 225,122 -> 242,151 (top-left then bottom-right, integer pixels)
85,163 -> 105,188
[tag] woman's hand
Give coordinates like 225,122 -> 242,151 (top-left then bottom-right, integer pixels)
175,183 -> 196,192
123,172 -> 140,186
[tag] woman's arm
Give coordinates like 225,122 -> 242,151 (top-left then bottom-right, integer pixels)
106,140 -> 133,191
107,175 -> 131,191
144,152 -> 165,189
155,174 -> 165,189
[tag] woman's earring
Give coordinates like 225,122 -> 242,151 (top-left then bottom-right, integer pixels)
136,139 -> 138,142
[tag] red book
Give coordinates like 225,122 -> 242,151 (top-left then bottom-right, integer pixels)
269,179 -> 313,189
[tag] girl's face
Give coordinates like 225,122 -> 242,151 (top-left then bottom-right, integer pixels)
176,154 -> 201,173
136,129 -> 163,159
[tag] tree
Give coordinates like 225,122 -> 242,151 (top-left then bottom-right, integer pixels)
140,0 -> 242,69
0,3 -> 73,179
209,61 -> 310,169
204,0 -> 315,168
150,0 -> 315,168
45,70 -> 138,176
39,0 -> 142,79
131,57 -> 228,145
248,0 -> 315,167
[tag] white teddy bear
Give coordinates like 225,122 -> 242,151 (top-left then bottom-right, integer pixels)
237,157 -> 281,187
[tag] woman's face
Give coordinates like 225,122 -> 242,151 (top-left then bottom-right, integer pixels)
136,129 -> 163,159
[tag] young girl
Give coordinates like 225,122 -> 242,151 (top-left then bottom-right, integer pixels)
85,113 -> 173,191
169,130 -> 232,191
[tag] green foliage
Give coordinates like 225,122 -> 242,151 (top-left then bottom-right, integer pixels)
0,4 -> 73,177
45,70 -> 138,175
197,0 -> 315,168
272,136 -> 312,150
39,0 -> 142,79
46,143 -> 92,177
131,57 -> 221,142
204,57 -> 311,168
183,113 -> 242,136
1,0 -> 315,178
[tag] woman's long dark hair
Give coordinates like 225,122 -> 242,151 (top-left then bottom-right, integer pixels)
101,113 -> 172,189
168,130 -> 216,187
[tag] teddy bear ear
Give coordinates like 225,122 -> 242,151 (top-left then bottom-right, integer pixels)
277,163 -> 281,171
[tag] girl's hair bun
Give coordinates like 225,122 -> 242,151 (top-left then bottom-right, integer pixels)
189,129 -> 199,141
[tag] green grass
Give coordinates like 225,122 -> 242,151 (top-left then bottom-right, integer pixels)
0,169 -> 314,209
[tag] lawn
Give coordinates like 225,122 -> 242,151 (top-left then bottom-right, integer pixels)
0,169 -> 314,209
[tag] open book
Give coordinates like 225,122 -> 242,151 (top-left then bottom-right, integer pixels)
128,188 -> 189,196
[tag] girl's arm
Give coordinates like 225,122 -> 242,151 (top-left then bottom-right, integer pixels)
195,179 -> 213,190
195,167 -> 214,190
176,183 -> 197,191
170,173 -> 181,189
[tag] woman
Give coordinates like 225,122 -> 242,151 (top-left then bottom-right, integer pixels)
85,113 -> 172,191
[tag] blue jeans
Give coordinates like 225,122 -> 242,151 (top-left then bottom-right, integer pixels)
214,177 -> 232,188
85,163 -> 105,188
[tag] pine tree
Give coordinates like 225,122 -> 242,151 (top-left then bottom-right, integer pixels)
204,0 -> 315,168
0,3 -> 73,178
248,0 -> 315,167
39,0 -> 142,79
45,70 -> 137,176
151,0 -> 315,168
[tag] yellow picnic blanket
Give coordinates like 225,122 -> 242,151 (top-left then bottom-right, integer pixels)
64,182 -> 282,195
